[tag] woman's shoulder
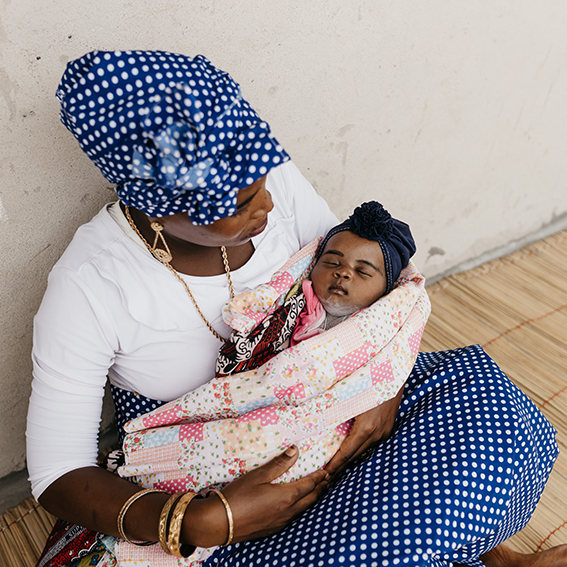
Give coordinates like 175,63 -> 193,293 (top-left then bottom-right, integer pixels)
46,204 -> 167,314
40,204 -> 193,333
53,204 -> 150,277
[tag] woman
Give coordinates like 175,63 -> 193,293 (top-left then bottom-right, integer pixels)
27,50 -> 565,567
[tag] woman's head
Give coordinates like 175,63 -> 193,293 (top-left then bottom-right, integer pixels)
312,201 -> 416,315
149,175 -> 274,248
56,50 -> 288,225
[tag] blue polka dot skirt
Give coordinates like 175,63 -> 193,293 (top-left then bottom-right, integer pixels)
202,345 -> 558,567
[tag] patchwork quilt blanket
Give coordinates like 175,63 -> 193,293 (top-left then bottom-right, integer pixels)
117,239 -> 431,493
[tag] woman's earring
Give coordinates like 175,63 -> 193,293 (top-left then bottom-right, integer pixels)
150,222 -> 173,263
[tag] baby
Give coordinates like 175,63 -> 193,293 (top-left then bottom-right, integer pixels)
216,200 -> 416,375
291,200 -> 416,342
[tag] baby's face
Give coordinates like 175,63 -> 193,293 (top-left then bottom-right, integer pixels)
311,231 -> 387,317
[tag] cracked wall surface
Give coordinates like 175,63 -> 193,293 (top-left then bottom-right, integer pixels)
1,0 -> 567,482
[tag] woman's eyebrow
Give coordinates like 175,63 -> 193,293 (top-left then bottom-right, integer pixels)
236,188 -> 261,210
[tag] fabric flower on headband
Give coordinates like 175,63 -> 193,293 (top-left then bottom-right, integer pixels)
349,201 -> 394,240
56,50 -> 289,223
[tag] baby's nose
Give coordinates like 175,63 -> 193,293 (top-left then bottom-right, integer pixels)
335,267 -> 352,279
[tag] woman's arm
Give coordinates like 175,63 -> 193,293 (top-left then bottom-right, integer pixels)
39,446 -> 329,547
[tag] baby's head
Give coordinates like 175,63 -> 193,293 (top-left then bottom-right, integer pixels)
311,201 -> 416,317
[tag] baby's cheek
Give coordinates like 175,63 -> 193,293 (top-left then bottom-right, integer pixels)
310,273 -> 325,297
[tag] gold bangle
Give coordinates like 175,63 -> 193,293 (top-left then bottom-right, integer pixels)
208,489 -> 234,547
158,492 -> 184,554
117,488 -> 168,546
167,492 -> 199,557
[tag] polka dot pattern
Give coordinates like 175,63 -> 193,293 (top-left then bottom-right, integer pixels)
56,50 -> 289,223
204,346 -> 558,567
236,406 -> 279,426
370,360 -> 395,386
179,423 -> 205,442
110,384 -> 166,447
333,344 -> 370,377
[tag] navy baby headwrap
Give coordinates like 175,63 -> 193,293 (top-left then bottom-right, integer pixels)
56,50 -> 289,223
318,201 -> 416,295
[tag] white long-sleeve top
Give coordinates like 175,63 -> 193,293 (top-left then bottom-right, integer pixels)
26,161 -> 338,499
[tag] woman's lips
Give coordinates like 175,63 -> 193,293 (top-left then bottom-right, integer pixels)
248,217 -> 268,238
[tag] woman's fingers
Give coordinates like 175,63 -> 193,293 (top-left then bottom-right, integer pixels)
245,445 -> 330,503
284,463 -> 330,506
324,423 -> 370,477
245,445 -> 328,491
289,467 -> 330,507
325,387 -> 405,478
251,445 -> 300,482
218,447 -> 330,543
232,469 -> 330,542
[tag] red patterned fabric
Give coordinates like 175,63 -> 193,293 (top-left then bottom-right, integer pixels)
35,519 -> 101,567
215,290 -> 305,377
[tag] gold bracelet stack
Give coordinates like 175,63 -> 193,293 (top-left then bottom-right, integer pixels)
118,488 -> 234,554
117,488 -> 168,545
158,492 -> 184,554
208,489 -> 234,546
166,492 -> 199,557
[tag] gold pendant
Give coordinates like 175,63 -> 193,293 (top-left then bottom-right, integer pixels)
150,222 -> 173,263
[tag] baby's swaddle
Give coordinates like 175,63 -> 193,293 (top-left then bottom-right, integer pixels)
117,239 -> 431,492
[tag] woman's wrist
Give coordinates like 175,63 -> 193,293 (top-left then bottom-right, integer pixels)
121,488 -> 230,551
181,494 -> 230,548
121,490 -> 170,543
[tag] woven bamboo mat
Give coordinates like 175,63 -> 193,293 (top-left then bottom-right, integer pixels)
0,497 -> 56,567
421,228 -> 567,553
2,229 -> 566,566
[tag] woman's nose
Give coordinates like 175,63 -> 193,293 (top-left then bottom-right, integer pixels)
252,188 -> 274,218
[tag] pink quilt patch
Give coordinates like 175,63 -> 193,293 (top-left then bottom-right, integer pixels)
236,406 -> 279,426
333,344 -> 370,378
141,407 -> 180,429
271,272 -> 296,295
335,419 -> 353,436
370,360 -> 395,385
274,383 -> 306,400
408,329 -> 424,356
179,423 -> 205,442
154,476 -> 195,493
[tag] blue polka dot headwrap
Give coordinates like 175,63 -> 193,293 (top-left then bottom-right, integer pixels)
56,50 -> 290,223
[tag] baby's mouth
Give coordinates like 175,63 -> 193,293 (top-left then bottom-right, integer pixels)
329,285 -> 347,295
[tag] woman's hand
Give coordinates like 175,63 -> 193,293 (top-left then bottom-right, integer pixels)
183,446 -> 329,547
324,384 -> 405,480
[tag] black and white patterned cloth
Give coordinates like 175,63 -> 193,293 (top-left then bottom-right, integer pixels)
215,288 -> 306,377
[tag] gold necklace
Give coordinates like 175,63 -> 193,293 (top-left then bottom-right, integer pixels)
124,206 -> 234,342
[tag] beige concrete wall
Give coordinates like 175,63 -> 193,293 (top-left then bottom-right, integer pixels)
1,0 -> 566,481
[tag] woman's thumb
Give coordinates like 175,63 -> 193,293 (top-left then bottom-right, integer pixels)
257,445 -> 299,482
284,446 -> 298,458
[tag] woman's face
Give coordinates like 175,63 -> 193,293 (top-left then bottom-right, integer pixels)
148,176 -> 273,248
310,231 -> 388,317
